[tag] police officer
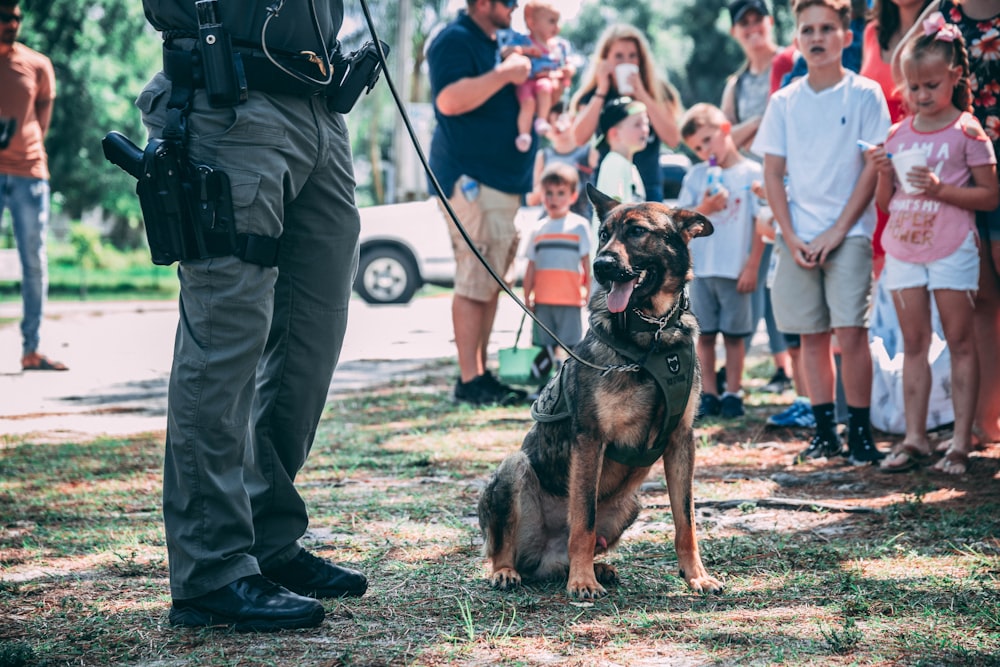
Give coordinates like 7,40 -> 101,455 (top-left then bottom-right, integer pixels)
139,0 -> 366,630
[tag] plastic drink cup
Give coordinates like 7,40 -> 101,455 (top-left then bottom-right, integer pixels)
614,63 -> 639,95
891,148 -> 927,194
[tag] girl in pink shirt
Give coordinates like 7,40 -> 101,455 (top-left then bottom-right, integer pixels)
871,14 -> 999,474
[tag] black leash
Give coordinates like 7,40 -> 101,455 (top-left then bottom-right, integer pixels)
357,0 -> 633,376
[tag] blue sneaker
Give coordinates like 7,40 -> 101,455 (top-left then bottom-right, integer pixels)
766,397 -> 816,428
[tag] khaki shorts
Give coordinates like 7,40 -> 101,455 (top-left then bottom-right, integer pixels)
771,235 -> 873,334
440,181 -> 521,302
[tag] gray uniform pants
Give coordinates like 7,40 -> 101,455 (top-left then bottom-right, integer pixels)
138,74 -> 360,599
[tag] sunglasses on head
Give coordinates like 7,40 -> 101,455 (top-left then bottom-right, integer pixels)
494,0 -> 518,7
0,11 -> 22,23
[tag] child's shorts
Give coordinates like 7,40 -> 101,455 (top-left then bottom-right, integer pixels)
532,304 -> 583,347
882,230 -> 980,292
771,235 -> 872,334
690,276 -> 753,337
517,77 -> 555,103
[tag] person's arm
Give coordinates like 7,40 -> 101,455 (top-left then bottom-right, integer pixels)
580,254 -> 591,306
808,160 -> 879,264
436,53 -> 532,116
737,229 -> 765,294
570,60 -> 614,145
523,261 -> 536,310
720,75 -> 760,151
871,144 -> 896,213
631,79 -> 680,149
915,162 -> 999,212
36,98 -> 54,138
525,151 -> 546,206
763,152 -> 811,267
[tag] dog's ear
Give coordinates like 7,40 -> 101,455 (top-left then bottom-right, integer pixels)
671,208 -> 714,244
587,183 -> 621,221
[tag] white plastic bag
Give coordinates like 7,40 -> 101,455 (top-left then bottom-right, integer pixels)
869,276 -> 954,434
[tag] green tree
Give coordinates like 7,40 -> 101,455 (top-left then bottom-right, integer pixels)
21,0 -> 159,248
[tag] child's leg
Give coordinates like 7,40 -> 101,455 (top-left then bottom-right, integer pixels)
515,80 -> 536,151
535,79 -> 554,128
935,288 -> 979,456
832,326 -> 872,408
892,287 -> 933,450
697,333 -> 719,395
722,334 -> 745,395
517,96 -> 536,138
799,331 -> 835,405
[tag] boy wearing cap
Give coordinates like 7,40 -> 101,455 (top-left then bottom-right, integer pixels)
752,0 -> 890,465
594,97 -> 649,206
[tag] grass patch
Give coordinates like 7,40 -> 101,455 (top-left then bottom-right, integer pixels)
1,368 -> 999,665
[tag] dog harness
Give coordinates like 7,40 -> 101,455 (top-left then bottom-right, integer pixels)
531,301 -> 696,468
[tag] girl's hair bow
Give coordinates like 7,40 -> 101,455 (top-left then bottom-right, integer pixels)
922,11 -> 961,42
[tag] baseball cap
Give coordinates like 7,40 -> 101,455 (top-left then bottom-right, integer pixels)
595,97 -> 646,150
728,0 -> 769,23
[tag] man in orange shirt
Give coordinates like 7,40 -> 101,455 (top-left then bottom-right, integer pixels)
0,0 -> 65,371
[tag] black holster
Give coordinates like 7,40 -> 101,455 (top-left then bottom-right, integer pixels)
102,131 -> 278,267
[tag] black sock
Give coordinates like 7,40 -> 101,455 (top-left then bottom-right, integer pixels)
847,405 -> 874,447
813,402 -> 837,440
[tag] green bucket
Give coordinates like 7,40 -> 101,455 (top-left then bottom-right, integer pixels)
497,313 -> 550,385
498,345 -> 543,385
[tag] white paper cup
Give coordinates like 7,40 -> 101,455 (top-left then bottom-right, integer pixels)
614,63 -> 639,95
891,148 -> 927,195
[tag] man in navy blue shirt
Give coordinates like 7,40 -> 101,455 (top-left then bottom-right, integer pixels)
428,0 -> 537,406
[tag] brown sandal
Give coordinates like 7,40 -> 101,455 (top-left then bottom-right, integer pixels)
931,448 -> 969,476
21,353 -> 68,372
880,442 -> 930,473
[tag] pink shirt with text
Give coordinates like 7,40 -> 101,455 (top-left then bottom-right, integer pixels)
882,112 -> 995,264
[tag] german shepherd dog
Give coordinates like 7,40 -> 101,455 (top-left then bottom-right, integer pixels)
477,185 -> 723,598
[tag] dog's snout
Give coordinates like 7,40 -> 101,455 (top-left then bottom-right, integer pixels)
593,254 -> 627,283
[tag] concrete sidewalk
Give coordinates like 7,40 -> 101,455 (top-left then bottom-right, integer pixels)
0,295 -> 528,441
0,294 -> 773,442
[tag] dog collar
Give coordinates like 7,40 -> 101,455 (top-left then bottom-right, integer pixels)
615,290 -> 689,339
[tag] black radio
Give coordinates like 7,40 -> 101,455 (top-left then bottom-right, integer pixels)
0,117 -> 16,150
327,40 -> 390,114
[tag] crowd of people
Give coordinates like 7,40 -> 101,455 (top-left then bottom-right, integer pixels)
428,0 -> 999,480
3,0 -> 997,634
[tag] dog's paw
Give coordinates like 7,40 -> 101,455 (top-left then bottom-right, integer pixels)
593,562 -> 619,586
567,576 -> 607,599
489,568 -> 522,590
685,573 -> 724,594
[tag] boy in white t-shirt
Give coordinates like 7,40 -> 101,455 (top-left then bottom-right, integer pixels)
752,0 -> 890,465
679,103 -> 766,420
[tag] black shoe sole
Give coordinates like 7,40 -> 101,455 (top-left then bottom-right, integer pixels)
168,605 -> 324,632
282,581 -> 368,599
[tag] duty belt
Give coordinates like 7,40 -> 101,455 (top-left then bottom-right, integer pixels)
162,43 -> 335,98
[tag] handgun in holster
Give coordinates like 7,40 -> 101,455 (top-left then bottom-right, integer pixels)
102,131 -> 237,266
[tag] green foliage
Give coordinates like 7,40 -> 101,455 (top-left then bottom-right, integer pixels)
20,0 -> 158,239
68,223 -> 104,269
11,0 -> 789,245
0,642 -> 34,667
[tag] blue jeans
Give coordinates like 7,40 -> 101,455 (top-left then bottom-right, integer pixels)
0,174 -> 50,356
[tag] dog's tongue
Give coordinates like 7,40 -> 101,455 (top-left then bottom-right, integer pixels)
607,278 -> 637,313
